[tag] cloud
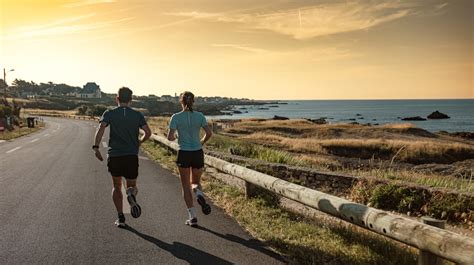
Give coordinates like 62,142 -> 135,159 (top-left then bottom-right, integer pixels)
167,1 -> 446,39
3,14 -> 134,40
63,0 -> 116,8
211,43 -> 268,53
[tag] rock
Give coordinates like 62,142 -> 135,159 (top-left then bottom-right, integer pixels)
306,118 -> 327,124
461,212 -> 468,219
350,121 -> 359,125
402,116 -> 427,121
356,114 -> 362,116
441,211 -> 447,219
427,110 -> 450,119
232,110 -> 242,114
273,115 -> 289,120
447,131 -> 474,140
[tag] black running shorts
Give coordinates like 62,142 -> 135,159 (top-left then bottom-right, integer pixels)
107,155 -> 139,179
176,149 -> 204,169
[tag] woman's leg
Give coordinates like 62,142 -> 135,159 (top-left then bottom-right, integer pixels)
191,167 -> 211,215
191,167 -> 203,192
178,167 -> 193,208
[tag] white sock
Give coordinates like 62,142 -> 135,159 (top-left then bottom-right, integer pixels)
127,187 -> 138,197
193,187 -> 204,197
187,207 -> 197,219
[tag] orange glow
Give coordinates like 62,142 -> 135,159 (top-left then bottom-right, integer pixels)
1,0 -> 472,99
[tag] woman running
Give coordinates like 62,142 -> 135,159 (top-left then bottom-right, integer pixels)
167,91 -> 213,227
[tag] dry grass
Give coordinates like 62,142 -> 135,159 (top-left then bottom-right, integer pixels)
0,123 -> 44,140
141,142 -> 418,265
244,132 -> 474,164
23,108 -> 76,116
146,117 -> 474,192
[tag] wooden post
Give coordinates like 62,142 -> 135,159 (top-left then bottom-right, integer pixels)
418,217 -> 445,265
244,181 -> 259,198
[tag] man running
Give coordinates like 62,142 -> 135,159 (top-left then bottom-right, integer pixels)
93,87 -> 151,227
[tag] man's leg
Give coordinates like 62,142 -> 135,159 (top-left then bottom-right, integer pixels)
126,178 -> 141,218
112,176 -> 123,213
126,179 -> 138,197
112,176 -> 126,227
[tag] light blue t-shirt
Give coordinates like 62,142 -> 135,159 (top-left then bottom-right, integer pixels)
169,111 -> 208,151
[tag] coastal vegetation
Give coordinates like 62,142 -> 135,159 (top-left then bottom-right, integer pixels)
141,141 -> 418,265
146,117 -> 473,226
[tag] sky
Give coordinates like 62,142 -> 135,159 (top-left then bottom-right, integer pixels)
0,0 -> 472,100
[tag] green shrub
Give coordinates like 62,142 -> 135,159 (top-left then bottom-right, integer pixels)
0,105 -> 13,118
369,184 -> 428,213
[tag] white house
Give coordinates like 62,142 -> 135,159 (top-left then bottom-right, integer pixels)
75,82 -> 102,98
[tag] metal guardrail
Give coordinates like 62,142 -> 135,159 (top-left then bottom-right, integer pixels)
151,134 -> 473,264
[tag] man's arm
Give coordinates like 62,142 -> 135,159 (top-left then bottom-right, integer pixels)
140,124 -> 152,145
93,122 -> 107,161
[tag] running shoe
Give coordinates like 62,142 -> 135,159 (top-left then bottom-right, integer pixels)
197,195 -> 211,215
127,194 -> 142,218
185,217 -> 198,227
115,213 -> 126,227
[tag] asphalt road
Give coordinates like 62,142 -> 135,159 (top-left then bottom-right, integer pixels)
0,117 -> 285,265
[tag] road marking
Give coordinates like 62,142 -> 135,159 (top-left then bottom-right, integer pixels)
30,138 -> 39,143
44,134 -> 50,137
6,146 -> 22,153
139,156 -> 149,160
102,141 -> 108,148
122,181 -> 130,214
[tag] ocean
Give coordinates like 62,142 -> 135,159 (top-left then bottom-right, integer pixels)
208,99 -> 474,133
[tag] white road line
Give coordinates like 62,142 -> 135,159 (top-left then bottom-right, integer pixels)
30,138 -> 39,143
102,141 -> 108,148
6,146 -> 22,153
122,181 -> 130,214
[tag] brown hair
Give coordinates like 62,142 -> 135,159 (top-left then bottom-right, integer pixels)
179,91 -> 195,112
118,87 -> 133,103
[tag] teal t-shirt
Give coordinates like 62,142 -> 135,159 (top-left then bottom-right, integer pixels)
169,111 -> 208,151
100,106 -> 147,157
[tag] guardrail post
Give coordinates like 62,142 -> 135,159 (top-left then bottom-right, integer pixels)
244,181 -> 259,198
418,217 -> 446,265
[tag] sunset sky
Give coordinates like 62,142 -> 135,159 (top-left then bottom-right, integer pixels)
1,0 -> 472,99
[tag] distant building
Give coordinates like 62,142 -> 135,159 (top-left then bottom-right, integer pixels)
159,95 -> 173,102
75,82 -> 102,98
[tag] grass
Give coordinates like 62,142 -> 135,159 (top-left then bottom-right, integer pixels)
140,141 -> 418,265
243,133 -> 474,164
0,122 -> 44,140
145,117 -> 474,192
